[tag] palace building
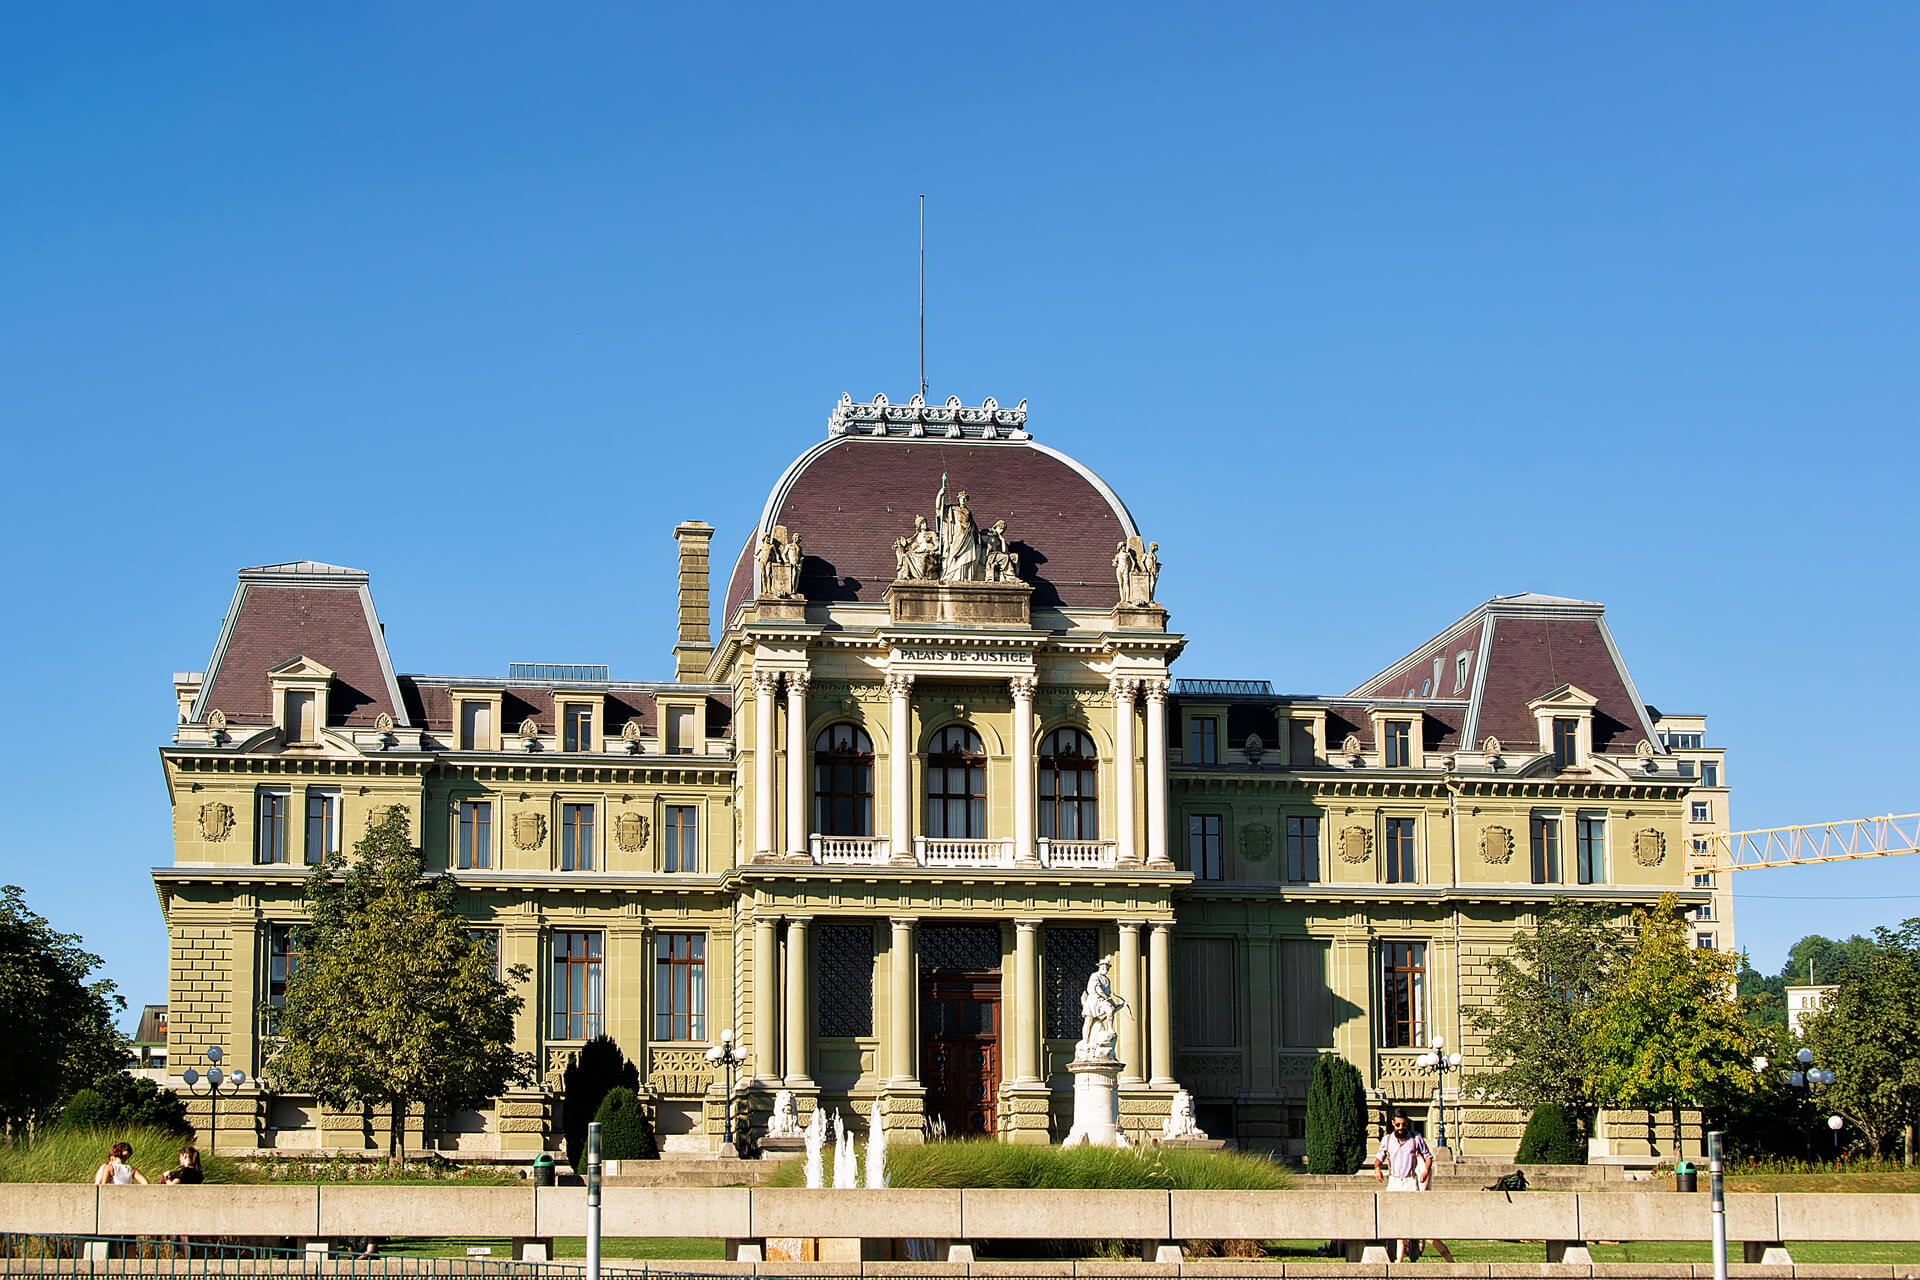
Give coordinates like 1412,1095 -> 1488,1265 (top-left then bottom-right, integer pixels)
155,393 -> 1720,1157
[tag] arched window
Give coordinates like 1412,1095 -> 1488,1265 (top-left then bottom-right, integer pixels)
814,724 -> 874,837
1039,728 -> 1098,840
926,725 -> 987,838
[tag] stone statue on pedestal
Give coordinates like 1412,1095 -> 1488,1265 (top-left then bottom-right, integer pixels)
1075,958 -> 1128,1063
1113,536 -> 1161,606
767,1089 -> 802,1139
982,519 -> 1019,583
1064,958 -> 1132,1149
757,525 -> 804,599
893,515 -> 940,581
935,474 -> 982,582
1161,1090 -> 1208,1141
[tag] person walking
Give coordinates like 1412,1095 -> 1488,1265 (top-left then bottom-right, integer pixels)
1371,1110 -> 1454,1261
93,1141 -> 148,1186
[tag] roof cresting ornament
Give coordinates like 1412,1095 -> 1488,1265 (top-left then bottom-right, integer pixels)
828,392 -> 1029,441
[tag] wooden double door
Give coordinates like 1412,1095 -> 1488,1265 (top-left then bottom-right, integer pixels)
920,972 -> 1001,1137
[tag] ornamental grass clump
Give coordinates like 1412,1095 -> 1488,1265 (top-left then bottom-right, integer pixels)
0,1126 -> 246,1184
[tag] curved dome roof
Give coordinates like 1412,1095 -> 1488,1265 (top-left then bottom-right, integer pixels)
723,396 -> 1139,625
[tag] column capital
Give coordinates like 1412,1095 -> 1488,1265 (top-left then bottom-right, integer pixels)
1117,919 -> 1147,931
888,915 -> 920,928
1014,917 -> 1043,931
753,670 -> 782,696
1008,675 -> 1038,702
1140,677 -> 1170,703
784,914 -> 814,925
1108,675 -> 1139,702
786,672 -> 812,695
884,672 -> 915,697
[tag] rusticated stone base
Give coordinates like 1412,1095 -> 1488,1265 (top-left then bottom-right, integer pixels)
997,1083 -> 1054,1145
1117,1084 -> 1174,1146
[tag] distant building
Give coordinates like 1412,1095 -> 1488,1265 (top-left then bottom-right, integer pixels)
1650,712 -> 1734,954
153,393 -> 1719,1158
1785,984 -> 1838,1036
128,1004 -> 168,1079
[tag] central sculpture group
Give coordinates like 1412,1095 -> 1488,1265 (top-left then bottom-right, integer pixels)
894,474 -> 1020,585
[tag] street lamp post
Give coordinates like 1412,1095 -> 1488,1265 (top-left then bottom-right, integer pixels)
1828,1114 -> 1844,1154
1415,1035 -> 1464,1150
180,1046 -> 246,1155
704,1029 -> 748,1157
1754,1048 -> 1837,1158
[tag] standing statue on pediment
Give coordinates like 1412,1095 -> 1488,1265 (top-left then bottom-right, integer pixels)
784,531 -> 804,589
758,525 -> 801,598
1142,541 -> 1161,602
1113,540 -> 1137,601
936,473 -> 983,582
1113,536 -> 1159,606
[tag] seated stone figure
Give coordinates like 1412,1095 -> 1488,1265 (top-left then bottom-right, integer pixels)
766,1088 -> 802,1139
1161,1089 -> 1207,1141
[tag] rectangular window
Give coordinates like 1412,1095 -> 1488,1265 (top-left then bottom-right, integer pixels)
664,805 -> 698,872
1285,814 -> 1321,882
1693,872 -> 1714,889
1530,815 -> 1561,884
285,690 -> 316,743
459,700 -> 492,751
549,931 -> 603,1040
1383,720 -> 1412,768
1575,815 -> 1605,884
1696,932 -> 1716,950
468,928 -> 501,977
561,803 -> 595,870
653,932 -> 706,1041
1453,652 -> 1471,693
1664,731 -> 1704,750
667,706 -> 695,755
1189,717 -> 1218,765
1177,938 -> 1237,1048
1279,939 -> 1335,1048
1288,718 -> 1316,764
563,705 -> 593,753
816,923 -> 874,1037
303,789 -> 338,865
267,923 -> 299,1007
1702,761 -> 1720,788
1696,901 -> 1715,921
1552,717 -> 1579,769
1188,814 -> 1223,880
458,800 -> 492,870
255,788 -> 290,864
1381,941 -> 1426,1049
1384,817 -> 1416,883
1691,800 -> 1712,822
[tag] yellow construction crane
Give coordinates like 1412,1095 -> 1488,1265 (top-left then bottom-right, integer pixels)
1696,813 -> 1920,874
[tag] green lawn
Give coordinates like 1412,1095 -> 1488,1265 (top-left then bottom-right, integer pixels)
374,1238 -> 726,1261
1723,1170 -> 1920,1194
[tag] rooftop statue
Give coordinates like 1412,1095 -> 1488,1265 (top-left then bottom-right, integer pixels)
1113,535 -> 1161,607
891,475 -> 1022,586
935,474 -> 982,582
757,524 -> 804,599
892,515 -> 940,581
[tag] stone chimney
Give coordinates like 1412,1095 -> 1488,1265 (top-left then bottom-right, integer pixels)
672,521 -> 715,682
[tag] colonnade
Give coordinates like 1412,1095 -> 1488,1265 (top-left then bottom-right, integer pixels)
747,913 -> 1178,1092
748,665 -> 1174,867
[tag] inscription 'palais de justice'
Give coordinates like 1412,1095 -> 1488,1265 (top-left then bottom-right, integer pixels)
893,648 -> 1028,664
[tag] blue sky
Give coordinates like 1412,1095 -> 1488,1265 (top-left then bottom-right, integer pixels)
4,4 -> 1917,1021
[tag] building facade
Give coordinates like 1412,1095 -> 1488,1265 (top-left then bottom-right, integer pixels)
155,394 -> 1722,1157
1648,712 -> 1734,954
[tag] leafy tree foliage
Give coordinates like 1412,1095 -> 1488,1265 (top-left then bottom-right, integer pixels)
1464,900 -> 1628,1133
592,1086 -> 658,1161
1579,894 -> 1756,1156
1304,1055 -> 1368,1174
0,884 -> 126,1136
562,1035 -> 639,1169
56,1088 -> 114,1131
58,1073 -> 190,1135
1783,933 -> 1877,988
1737,958 -> 1787,1029
1516,1104 -> 1585,1164
1800,919 -> 1920,1163
265,806 -> 536,1160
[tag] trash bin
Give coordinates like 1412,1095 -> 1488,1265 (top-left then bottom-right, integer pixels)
1674,1160 -> 1697,1192
532,1153 -> 556,1187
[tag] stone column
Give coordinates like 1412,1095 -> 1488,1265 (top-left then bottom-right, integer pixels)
753,671 -> 780,859
1117,921 -> 1145,1085
783,917 -> 812,1087
1143,679 -> 1171,867
1011,677 -> 1039,865
889,917 -> 918,1082
754,913 -> 780,1083
1110,678 -> 1138,865
1148,921 -> 1174,1085
1014,919 -> 1042,1082
886,674 -> 914,863
785,673 -> 811,859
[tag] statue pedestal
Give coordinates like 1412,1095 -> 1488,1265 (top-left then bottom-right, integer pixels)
1062,1059 -> 1129,1148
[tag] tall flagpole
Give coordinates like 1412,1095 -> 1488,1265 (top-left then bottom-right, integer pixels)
919,195 -> 928,399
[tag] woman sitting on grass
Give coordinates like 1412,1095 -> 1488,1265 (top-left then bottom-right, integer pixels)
93,1141 -> 149,1185
161,1147 -> 203,1184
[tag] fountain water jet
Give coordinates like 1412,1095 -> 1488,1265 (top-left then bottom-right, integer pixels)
802,1105 -> 827,1189
865,1097 -> 887,1188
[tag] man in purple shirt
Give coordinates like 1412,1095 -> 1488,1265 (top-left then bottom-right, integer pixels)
1372,1109 -> 1453,1262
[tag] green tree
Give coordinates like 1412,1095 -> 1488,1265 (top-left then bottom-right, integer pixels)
1579,894 -> 1757,1158
265,806 -> 536,1161
1800,919 -> 1920,1163
1782,933 -> 1877,988
1464,899 -> 1628,1137
85,1071 -> 192,1134
1737,956 -> 1787,1030
592,1086 -> 658,1161
1304,1055 -> 1368,1174
1516,1104 -> 1585,1164
0,884 -> 127,1136
561,1035 -> 639,1169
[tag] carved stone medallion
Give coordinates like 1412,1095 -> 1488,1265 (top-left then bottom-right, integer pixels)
198,801 -> 234,842
1633,828 -> 1666,867
1338,825 -> 1372,864
615,812 -> 650,853
1239,823 -> 1272,863
1480,825 -> 1514,865
513,811 -> 548,851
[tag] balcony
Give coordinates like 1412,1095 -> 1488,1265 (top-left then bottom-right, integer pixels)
809,835 -> 892,864
803,835 -> 1118,869
1039,839 -> 1117,869
915,837 -> 1018,867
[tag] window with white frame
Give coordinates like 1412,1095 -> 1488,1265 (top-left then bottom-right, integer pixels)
1575,814 -> 1605,884
1691,800 -> 1712,822
255,788 -> 291,865
458,800 -> 492,870
304,789 -> 339,865
1702,761 -> 1720,787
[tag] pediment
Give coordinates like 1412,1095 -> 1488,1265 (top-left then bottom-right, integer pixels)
1526,683 -> 1598,713
267,654 -> 336,682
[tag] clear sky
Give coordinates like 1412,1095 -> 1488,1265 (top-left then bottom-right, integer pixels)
4,4 -> 1917,1023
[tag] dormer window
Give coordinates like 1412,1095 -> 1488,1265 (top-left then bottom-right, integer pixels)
667,705 -> 696,754
460,701 -> 492,751
1188,716 -> 1219,765
1383,720 -> 1412,768
1453,652 -> 1471,693
1552,717 -> 1580,770
267,655 -> 335,747
564,704 -> 594,753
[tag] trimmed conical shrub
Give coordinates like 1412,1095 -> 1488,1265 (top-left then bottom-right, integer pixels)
592,1086 -> 658,1161
1516,1103 -> 1586,1164
1304,1056 -> 1368,1174
561,1035 -> 639,1168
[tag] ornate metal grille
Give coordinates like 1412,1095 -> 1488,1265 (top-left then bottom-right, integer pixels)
919,923 -> 1003,974
1043,927 -> 1100,1039
817,922 -> 875,1037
